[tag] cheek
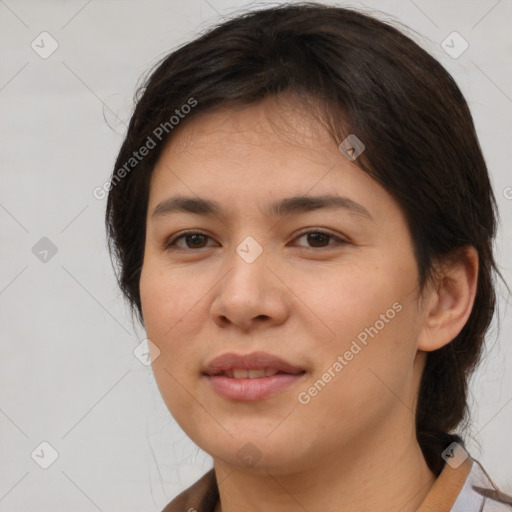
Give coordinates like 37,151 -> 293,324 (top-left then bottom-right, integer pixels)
302,257 -> 416,343
140,260 -> 219,380
140,265 -> 194,381
140,266 -> 204,422
140,263 -> 201,337
299,302 -> 420,438
306,256 -> 421,394
140,262 -> 172,316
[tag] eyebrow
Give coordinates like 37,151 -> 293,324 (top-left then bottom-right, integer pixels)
151,194 -> 373,221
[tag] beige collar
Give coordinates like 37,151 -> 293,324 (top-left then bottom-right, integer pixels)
417,458 -> 473,512
162,459 -> 473,512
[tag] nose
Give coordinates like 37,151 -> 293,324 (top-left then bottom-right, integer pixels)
210,241 -> 290,332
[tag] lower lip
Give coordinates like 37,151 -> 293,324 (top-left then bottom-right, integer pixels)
205,373 -> 305,401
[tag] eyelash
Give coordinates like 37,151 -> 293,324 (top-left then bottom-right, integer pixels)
164,229 -> 348,251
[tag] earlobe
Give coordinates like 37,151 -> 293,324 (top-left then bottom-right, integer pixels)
417,246 -> 479,352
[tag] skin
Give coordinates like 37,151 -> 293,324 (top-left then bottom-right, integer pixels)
139,95 -> 478,512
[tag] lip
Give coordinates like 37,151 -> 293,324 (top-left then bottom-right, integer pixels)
202,351 -> 306,401
202,351 -> 304,376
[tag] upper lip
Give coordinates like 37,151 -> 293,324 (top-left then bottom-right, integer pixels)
202,351 -> 305,376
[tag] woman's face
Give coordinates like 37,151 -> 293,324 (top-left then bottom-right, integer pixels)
140,97 -> 428,474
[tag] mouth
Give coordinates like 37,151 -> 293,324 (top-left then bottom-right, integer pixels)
202,351 -> 307,401
209,368 -> 304,379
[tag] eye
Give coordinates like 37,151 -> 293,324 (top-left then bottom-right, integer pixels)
293,229 -> 348,249
165,231 -> 214,250
165,229 -> 347,251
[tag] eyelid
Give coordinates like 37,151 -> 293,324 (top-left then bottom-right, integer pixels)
164,228 -> 350,250
164,229 -> 217,250
292,227 -> 349,246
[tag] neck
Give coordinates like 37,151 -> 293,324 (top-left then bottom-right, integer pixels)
213,417 -> 436,512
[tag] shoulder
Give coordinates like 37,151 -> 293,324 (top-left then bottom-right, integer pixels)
160,468 -> 219,512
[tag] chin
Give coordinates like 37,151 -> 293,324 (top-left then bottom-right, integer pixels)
204,434 -> 309,474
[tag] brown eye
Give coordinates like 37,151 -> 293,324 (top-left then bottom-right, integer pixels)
165,229 -> 347,251
305,232 -> 331,248
166,231 -> 213,250
184,234 -> 209,248
294,230 -> 347,249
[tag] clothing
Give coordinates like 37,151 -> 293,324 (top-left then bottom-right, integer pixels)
161,457 -> 511,511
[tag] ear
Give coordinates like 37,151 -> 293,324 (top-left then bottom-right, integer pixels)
417,246 -> 479,352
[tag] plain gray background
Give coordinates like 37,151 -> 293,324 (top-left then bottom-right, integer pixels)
1,0 -> 511,510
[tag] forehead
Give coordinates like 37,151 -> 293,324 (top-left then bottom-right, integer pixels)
164,96 -> 336,160
147,98 -> 400,227
151,98 -> 346,188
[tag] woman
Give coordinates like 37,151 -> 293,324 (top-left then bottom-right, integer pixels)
105,3 -> 511,511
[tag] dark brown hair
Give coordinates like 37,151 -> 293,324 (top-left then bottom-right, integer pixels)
106,2 -> 503,481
